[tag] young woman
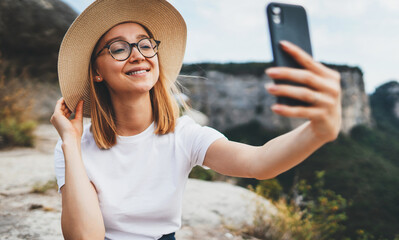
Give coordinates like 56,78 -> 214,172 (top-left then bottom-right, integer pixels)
50,0 -> 341,239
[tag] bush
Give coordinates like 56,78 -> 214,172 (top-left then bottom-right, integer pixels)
242,172 -> 347,240
0,118 -> 36,147
0,58 -> 37,148
31,178 -> 58,194
189,166 -> 219,181
251,178 -> 283,202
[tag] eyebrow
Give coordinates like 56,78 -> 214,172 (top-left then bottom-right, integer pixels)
103,34 -> 150,46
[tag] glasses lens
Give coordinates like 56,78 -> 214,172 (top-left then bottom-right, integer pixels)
109,41 -> 130,60
138,38 -> 158,58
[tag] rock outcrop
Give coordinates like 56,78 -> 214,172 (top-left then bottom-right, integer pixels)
181,179 -> 276,229
0,0 -> 376,134
370,81 -> 399,132
179,65 -> 372,134
0,0 -> 77,80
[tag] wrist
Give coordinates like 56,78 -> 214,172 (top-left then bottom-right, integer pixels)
305,121 -> 338,145
61,134 -> 81,148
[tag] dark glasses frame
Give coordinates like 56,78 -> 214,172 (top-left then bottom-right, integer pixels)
94,38 -> 161,61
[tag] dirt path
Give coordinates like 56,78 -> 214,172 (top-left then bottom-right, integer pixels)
0,124 -> 63,240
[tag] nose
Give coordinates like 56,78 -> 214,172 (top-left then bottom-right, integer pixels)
128,46 -> 145,62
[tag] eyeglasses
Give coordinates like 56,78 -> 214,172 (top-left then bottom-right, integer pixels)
95,38 -> 161,61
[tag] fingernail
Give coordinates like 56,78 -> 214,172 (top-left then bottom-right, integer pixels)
271,105 -> 281,111
265,83 -> 277,91
266,68 -> 279,75
279,40 -> 290,48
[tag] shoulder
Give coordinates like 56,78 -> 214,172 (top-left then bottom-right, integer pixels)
176,115 -> 196,127
175,115 -> 226,140
175,115 -> 201,133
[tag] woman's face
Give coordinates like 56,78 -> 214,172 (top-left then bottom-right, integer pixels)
93,22 -> 160,96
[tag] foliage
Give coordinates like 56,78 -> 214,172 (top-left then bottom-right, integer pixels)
369,81 -> 399,135
253,178 -> 283,202
350,125 -> 399,167
0,118 -> 36,147
242,196 -> 315,240
223,118 -> 399,239
243,172 -> 347,240
294,171 -> 348,239
0,57 -> 37,148
278,131 -> 399,239
189,166 -> 219,181
31,178 -> 58,194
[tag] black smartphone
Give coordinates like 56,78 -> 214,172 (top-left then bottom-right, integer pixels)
266,2 -> 313,106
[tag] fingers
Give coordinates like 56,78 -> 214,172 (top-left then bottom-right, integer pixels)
54,97 -> 64,112
279,41 -> 339,79
266,84 -> 335,107
53,97 -> 81,120
266,67 -> 338,94
270,104 -> 325,120
74,100 -> 84,121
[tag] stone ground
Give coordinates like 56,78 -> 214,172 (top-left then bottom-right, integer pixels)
0,124 -> 265,240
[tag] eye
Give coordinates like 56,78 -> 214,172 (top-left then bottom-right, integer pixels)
139,39 -> 154,50
113,48 -> 127,54
110,41 -> 129,54
140,44 -> 151,49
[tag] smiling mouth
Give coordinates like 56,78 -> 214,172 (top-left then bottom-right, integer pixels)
126,69 -> 150,76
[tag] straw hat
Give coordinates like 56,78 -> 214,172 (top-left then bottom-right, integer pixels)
58,0 -> 187,118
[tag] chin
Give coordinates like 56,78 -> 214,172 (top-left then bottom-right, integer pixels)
134,82 -> 157,93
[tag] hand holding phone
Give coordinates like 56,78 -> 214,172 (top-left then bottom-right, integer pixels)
264,2 -> 342,143
266,2 -> 313,106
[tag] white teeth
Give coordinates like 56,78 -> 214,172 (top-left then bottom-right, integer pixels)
127,70 -> 147,75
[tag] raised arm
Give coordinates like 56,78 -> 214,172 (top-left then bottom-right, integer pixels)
51,98 -> 105,240
203,40 -> 341,180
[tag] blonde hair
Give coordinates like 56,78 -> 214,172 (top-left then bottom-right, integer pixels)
88,23 -> 183,150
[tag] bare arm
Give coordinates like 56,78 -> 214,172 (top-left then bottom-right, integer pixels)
204,41 -> 341,180
51,98 -> 105,240
205,121 -> 330,180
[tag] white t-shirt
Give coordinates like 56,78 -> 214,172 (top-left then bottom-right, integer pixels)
54,115 -> 226,240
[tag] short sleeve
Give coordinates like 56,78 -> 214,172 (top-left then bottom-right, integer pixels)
178,116 -> 227,169
54,138 -> 65,193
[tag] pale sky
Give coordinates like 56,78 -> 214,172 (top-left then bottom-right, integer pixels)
62,0 -> 399,93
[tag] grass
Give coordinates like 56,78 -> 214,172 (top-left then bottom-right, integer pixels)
31,178 -> 58,194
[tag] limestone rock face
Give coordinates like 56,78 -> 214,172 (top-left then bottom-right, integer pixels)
0,0 -> 77,80
339,67 -> 372,133
181,179 -> 276,228
179,66 -> 372,134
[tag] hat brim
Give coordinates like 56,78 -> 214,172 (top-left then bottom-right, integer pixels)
58,0 -> 187,118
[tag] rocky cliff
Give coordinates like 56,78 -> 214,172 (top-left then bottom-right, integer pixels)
0,0 -> 77,81
179,64 -> 372,134
0,0 -> 375,133
370,81 -> 399,133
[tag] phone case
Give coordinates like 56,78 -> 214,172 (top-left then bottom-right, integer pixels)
267,2 -> 313,106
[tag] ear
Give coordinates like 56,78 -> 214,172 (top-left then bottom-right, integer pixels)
94,75 -> 103,82
93,67 -> 103,82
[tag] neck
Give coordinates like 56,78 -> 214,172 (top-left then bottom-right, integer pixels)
109,91 -> 154,136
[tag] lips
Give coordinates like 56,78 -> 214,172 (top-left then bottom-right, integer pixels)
125,67 -> 150,76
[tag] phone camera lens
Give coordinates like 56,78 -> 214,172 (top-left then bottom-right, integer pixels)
272,15 -> 281,24
272,6 -> 281,15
